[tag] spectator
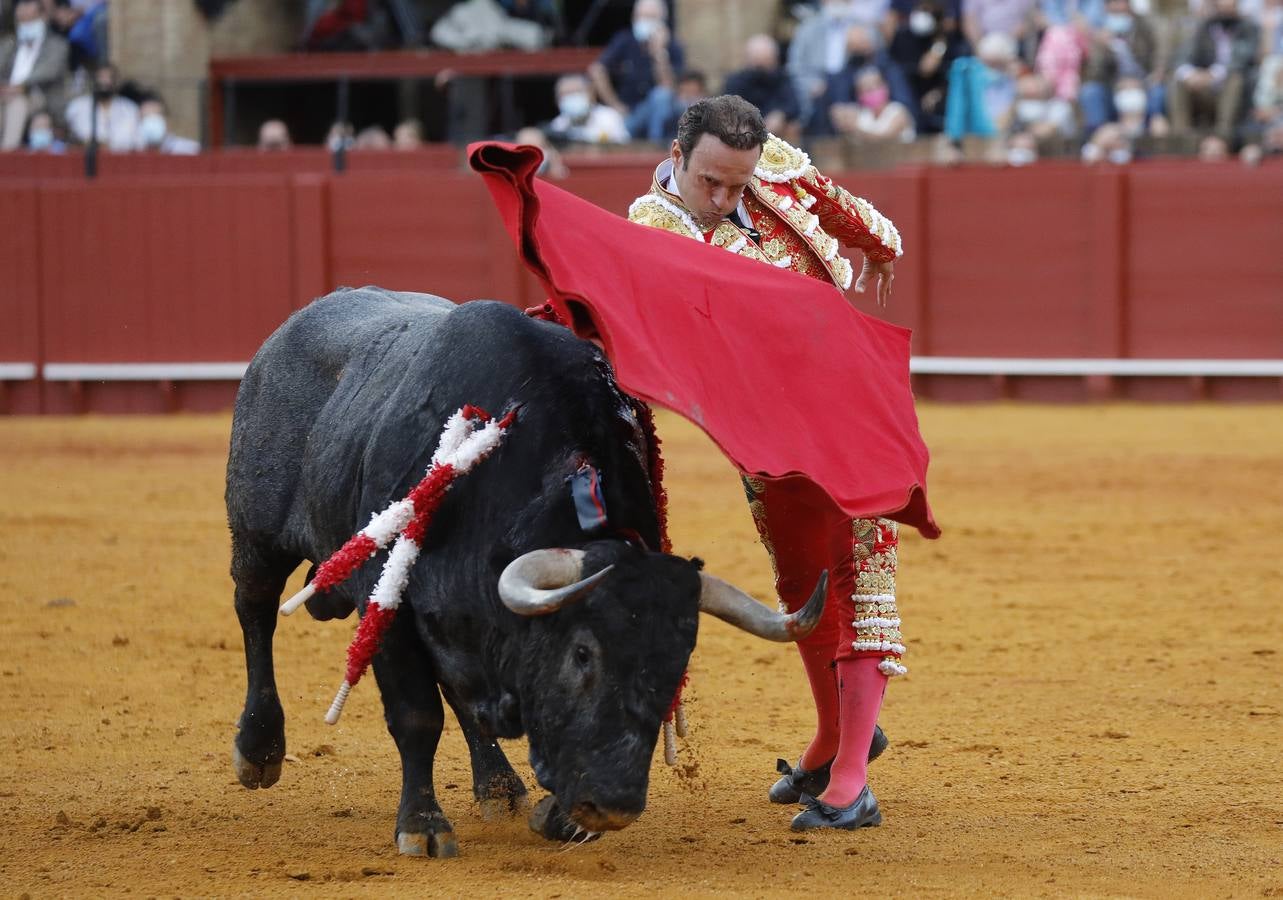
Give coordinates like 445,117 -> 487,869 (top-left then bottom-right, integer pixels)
547,73 -> 629,144
723,34 -> 802,141
135,97 -> 199,154
788,0 -> 877,118
325,121 -> 354,152
1010,71 -> 1077,141
943,31 -> 1020,141
1006,127 -> 1040,162
964,0 -> 1039,53
588,0 -> 685,119
625,68 -> 709,143
0,0 -> 69,150
1081,120 -> 1135,161
64,60 -> 138,151
829,65 -> 918,141
1197,131 -> 1230,158
1110,74 -> 1155,136
515,125 -> 569,178
354,124 -> 391,149
809,24 -> 916,135
888,0 -> 970,132
257,118 -> 292,151
1078,0 -> 1166,135
51,0 -> 107,70
1168,0 -> 1261,141
1261,0 -> 1283,55
23,108 -> 66,152
393,118 -> 423,150
1033,14 -> 1089,101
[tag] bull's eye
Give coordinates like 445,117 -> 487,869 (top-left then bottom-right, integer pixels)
573,644 -> 592,667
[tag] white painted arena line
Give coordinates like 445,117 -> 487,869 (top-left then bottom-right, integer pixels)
0,363 -> 37,381
30,359 -> 1283,382
42,362 -> 249,381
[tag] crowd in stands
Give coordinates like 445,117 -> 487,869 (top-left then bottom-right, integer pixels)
4,0 -> 1282,165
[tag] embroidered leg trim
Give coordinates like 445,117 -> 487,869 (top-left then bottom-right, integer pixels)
845,518 -> 905,676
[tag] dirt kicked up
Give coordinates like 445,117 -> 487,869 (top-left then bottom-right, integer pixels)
1,404 -> 1281,898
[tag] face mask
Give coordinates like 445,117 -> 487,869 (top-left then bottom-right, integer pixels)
17,20 -> 45,43
1114,87 -> 1146,115
859,87 -> 890,109
632,18 -> 658,42
558,92 -> 591,120
94,83 -> 116,100
1016,99 -> 1048,121
1104,12 -> 1133,33
28,128 -> 53,150
139,114 -> 167,146
1107,147 -> 1133,164
1007,145 -> 1037,166
909,10 -> 937,35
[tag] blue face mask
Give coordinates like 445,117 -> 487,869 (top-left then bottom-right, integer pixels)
29,128 -> 53,150
632,18 -> 658,42
1104,12 -> 1134,33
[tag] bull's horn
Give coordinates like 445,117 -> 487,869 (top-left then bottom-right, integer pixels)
698,570 -> 828,642
499,548 -> 614,616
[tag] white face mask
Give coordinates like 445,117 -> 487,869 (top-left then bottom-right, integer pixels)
139,113 -> 167,146
1107,147 -> 1132,164
908,10 -> 937,35
1114,88 -> 1147,115
632,18 -> 659,42
1016,99 -> 1048,121
17,19 -> 46,43
1007,145 -> 1037,166
29,127 -> 53,150
558,92 -> 591,120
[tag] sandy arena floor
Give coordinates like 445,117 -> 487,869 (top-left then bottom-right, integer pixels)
1,404 -> 1281,898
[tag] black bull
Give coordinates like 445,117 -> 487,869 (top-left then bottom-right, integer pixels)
226,288 -> 825,856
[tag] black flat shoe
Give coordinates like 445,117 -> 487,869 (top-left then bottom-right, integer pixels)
790,784 -> 882,831
768,726 -> 889,805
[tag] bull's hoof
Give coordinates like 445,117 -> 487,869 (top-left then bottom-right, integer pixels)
479,791 -> 531,821
528,794 -> 577,842
397,830 -> 458,858
232,744 -> 282,789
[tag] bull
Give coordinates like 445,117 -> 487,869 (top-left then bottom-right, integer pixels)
226,287 -> 825,856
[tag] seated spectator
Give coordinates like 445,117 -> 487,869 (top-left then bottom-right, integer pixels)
588,0 -> 685,121
51,0 -> 107,70
515,125 -> 569,179
257,118 -> 292,151
1111,75 -> 1155,136
354,124 -> 391,149
430,0 -> 549,51
326,121 -> 354,152
1262,0 -> 1283,55
1006,127 -> 1041,163
1079,0 -> 1166,134
64,61 -> 139,151
829,65 -> 918,142
0,0 -> 70,150
809,24 -> 916,135
547,73 -> 629,144
888,0 -> 970,132
1198,132 -> 1230,158
788,0 -> 880,120
964,0 -> 1039,57
625,68 -> 708,143
1011,71 -> 1077,141
943,32 -> 1020,141
23,108 -> 66,152
723,34 -> 802,142
135,97 -> 200,154
1081,120 -> 1134,161
393,118 -> 423,150
1169,0 -> 1260,142
1034,14 -> 1090,101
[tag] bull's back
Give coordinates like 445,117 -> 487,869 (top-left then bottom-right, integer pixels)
226,287 -> 454,543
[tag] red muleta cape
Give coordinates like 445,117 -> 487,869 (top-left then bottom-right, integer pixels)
467,142 -> 939,539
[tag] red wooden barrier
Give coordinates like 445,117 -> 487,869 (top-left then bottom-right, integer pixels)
2,159 -> 1280,413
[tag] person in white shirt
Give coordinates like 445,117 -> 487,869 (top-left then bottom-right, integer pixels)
546,73 -> 630,145
64,62 -> 140,152
0,0 -> 70,150
135,98 -> 200,154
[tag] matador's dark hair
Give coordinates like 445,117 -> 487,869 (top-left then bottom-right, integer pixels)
675,94 -> 768,167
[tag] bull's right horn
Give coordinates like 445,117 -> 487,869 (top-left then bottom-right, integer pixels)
499,548 -> 614,616
698,570 -> 828,642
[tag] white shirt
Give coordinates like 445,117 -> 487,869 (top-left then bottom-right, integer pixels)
549,104 -> 629,144
9,34 -> 43,86
65,94 -> 141,152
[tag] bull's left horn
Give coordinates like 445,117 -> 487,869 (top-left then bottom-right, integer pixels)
697,570 -> 828,642
499,548 -> 614,616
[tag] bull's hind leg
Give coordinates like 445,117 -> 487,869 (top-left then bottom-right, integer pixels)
231,537 -> 300,789
372,607 -> 457,858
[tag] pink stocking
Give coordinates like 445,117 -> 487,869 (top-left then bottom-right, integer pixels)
819,657 -> 887,807
796,642 -> 839,770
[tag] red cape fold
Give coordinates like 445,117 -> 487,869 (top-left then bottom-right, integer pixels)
467,141 -> 940,539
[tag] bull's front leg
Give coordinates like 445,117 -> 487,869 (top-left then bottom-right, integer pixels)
231,539 -> 298,789
372,607 -> 457,858
439,688 -> 529,819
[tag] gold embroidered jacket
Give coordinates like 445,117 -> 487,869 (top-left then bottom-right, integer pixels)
627,135 -> 903,291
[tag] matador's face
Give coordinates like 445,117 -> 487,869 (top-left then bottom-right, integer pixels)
670,134 -> 761,231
